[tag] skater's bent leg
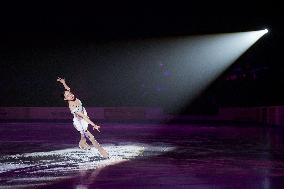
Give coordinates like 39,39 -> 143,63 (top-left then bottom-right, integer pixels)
79,133 -> 90,150
86,130 -> 109,158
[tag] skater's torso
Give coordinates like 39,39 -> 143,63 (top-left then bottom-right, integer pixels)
68,98 -> 85,118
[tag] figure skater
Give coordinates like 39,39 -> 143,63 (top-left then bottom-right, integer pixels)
57,77 -> 109,158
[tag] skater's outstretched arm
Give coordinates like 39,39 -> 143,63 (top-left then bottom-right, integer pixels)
57,77 -> 71,91
75,111 -> 101,132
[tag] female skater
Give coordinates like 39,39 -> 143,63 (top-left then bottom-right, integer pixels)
57,77 -> 109,158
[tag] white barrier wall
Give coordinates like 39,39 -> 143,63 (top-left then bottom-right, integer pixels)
0,107 -> 163,121
1,106 -> 284,126
219,106 -> 284,125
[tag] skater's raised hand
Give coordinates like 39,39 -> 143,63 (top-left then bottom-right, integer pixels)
57,77 -> 70,91
57,77 -> 65,84
93,124 -> 101,132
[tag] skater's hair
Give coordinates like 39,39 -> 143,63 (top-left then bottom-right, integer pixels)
61,90 -> 76,101
60,90 -> 69,99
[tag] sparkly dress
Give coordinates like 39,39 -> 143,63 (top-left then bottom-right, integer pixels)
71,99 -> 89,134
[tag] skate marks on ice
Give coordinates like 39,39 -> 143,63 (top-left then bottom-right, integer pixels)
0,142 -> 175,188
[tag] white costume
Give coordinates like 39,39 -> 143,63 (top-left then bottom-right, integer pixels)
71,99 -> 89,134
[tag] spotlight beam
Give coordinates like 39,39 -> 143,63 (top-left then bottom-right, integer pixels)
151,29 -> 269,111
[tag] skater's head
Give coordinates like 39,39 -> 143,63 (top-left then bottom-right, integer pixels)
62,90 -> 75,101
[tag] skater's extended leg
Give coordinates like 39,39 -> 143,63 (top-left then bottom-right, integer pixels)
85,130 -> 109,158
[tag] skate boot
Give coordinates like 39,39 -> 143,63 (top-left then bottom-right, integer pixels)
79,138 -> 91,150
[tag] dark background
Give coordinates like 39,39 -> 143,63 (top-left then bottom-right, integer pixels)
0,2 -> 283,114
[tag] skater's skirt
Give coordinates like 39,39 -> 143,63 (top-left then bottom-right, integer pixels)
73,117 -> 88,134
